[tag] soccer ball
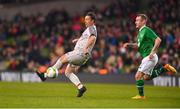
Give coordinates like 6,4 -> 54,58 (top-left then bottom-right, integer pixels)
46,67 -> 58,78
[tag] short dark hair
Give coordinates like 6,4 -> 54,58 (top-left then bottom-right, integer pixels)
137,14 -> 148,22
86,12 -> 96,22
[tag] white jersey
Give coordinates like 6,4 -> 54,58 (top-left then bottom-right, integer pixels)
74,25 -> 97,54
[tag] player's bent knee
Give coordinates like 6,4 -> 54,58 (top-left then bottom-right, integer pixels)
65,64 -> 76,77
143,75 -> 151,80
65,72 -> 71,77
65,66 -> 72,77
135,72 -> 144,80
60,54 -> 69,64
135,74 -> 140,80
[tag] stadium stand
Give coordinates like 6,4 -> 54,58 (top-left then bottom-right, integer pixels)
0,0 -> 179,75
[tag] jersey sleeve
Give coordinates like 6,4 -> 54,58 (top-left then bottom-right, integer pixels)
88,26 -> 97,37
146,28 -> 158,40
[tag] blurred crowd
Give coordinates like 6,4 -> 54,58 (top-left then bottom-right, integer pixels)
0,0 -> 180,75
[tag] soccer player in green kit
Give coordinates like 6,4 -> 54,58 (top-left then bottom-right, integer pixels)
124,14 -> 177,100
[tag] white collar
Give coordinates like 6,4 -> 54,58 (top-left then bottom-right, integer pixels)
139,25 -> 146,31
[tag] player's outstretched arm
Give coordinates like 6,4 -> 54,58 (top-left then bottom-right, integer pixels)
123,43 -> 138,48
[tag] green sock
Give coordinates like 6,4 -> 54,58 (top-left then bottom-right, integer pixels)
136,80 -> 144,96
150,66 -> 167,79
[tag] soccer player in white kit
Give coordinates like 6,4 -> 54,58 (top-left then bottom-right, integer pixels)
36,12 -> 97,97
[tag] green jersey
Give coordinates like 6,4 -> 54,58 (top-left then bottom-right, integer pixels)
137,26 -> 158,58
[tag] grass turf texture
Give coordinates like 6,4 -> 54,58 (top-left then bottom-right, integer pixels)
0,82 -> 180,108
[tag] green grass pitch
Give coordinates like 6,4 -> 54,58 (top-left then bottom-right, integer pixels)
0,82 -> 180,108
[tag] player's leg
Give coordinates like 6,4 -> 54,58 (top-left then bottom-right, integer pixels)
132,71 -> 145,99
64,51 -> 89,97
36,53 -> 69,81
149,64 -> 177,80
132,54 -> 158,99
65,64 -> 86,97
146,54 -> 176,80
52,54 -> 69,69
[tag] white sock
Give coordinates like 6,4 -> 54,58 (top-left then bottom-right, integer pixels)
44,73 -> 47,78
65,73 -> 83,89
52,58 -> 62,69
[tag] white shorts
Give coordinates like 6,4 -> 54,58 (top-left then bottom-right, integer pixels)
65,50 -> 90,66
138,54 -> 158,75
